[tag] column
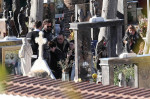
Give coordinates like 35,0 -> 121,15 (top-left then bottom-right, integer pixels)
29,0 -> 43,32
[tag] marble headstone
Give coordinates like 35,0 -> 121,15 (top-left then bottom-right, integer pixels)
30,31 -> 55,79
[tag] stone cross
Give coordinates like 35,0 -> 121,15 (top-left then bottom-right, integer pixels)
35,31 -> 47,60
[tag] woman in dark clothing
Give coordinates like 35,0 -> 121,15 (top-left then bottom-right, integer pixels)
48,41 -> 61,79
123,25 -> 143,54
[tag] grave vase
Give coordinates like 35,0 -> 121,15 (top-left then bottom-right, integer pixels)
62,72 -> 69,81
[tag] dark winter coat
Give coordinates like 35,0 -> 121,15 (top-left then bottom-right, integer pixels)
52,38 -> 69,60
26,31 -> 39,55
123,31 -> 143,54
49,50 -> 61,79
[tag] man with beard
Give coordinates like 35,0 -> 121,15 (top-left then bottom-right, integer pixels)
42,19 -> 53,64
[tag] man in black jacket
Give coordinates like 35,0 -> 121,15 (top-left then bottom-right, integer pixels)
42,19 -> 53,41
26,21 -> 42,64
52,33 -> 69,60
42,19 -> 54,64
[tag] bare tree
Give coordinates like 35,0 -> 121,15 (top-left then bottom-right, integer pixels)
98,0 -> 118,42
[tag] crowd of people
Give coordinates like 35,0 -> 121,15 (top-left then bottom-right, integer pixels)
25,18 -> 145,80
26,19 -> 75,80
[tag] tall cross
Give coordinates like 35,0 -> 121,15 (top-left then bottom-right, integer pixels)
35,31 -> 47,60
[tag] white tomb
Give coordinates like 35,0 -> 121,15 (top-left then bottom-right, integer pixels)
30,31 -> 55,79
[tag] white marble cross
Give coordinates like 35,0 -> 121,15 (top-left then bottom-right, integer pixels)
30,31 -> 56,79
35,31 -> 47,60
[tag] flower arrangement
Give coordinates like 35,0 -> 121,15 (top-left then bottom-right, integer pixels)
138,16 -> 148,37
58,59 -> 74,73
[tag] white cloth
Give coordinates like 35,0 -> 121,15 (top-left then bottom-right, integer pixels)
34,29 -> 40,32
19,38 -> 33,76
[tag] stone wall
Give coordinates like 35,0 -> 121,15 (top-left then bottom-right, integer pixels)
100,54 -> 150,89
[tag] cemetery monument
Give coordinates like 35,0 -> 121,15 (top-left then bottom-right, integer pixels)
19,38 -> 33,76
30,31 -> 55,79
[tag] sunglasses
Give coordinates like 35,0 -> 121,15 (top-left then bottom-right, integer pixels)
47,26 -> 52,28
57,38 -> 63,40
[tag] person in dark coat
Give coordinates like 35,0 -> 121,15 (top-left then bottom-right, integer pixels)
52,33 -> 69,60
26,21 -> 42,64
42,19 -> 53,63
48,41 -> 61,79
123,25 -> 143,54
42,19 -> 53,41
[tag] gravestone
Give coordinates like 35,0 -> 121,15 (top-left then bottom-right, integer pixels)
30,31 -> 55,79
19,38 -> 33,76
70,19 -> 124,82
29,0 -> 43,32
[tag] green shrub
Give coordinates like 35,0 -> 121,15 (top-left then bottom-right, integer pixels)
114,64 -> 134,86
